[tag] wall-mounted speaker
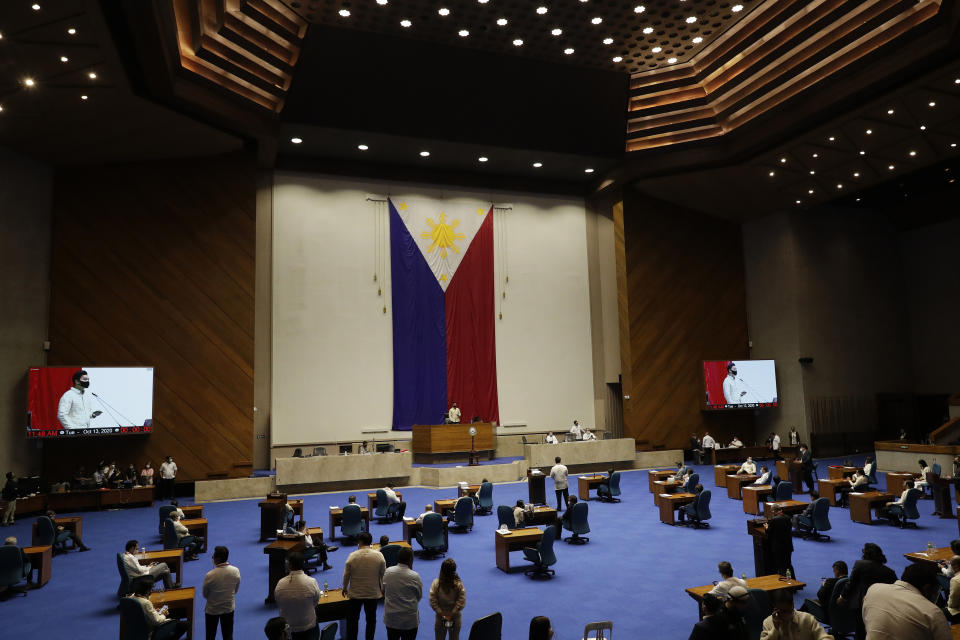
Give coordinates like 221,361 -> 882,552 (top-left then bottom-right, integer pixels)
798,357 -> 814,365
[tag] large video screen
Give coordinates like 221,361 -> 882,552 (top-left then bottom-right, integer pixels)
27,366 -> 154,438
703,360 -> 778,409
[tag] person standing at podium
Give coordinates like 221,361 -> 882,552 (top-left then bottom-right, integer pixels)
569,421 -> 584,441
549,457 -> 569,511
447,403 -> 461,424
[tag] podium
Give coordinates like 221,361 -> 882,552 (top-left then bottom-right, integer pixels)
528,470 -> 546,505
411,423 -> 494,463
747,519 -> 774,576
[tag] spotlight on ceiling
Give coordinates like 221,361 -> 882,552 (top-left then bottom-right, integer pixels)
80,95 -> 88,100
591,17 -> 602,24
563,48 -> 574,55
651,46 -> 662,53
667,57 -> 677,63
338,9 -> 350,17
859,150 -> 866,155
887,164 -> 895,170
419,151 -> 430,157
836,184 -> 843,189
551,28 -> 562,36
887,108 -> 894,115
612,56 -> 622,62
768,171 -> 775,177
438,7 -> 450,16
496,18 -> 507,26
634,5 -> 645,13
357,144 -> 368,151
812,153 -> 818,158
532,162 -> 543,168
376,0 -> 388,4
692,36 -> 703,43
642,27 -> 653,34
478,156 -> 488,162
458,29 -> 469,37
584,168 -> 594,173
24,78 -> 36,87
60,56 -> 68,62
853,172 -> 860,178
400,19 -> 412,27
909,150 -> 917,157
31,3 -> 40,10
779,157 -> 786,163
865,129 -> 872,134
732,4 -> 743,11
67,27 -> 76,35
88,72 -> 97,79
602,37 -> 613,44
536,6 -> 548,14
291,137 -> 302,144
828,136 -> 835,141
685,16 -> 697,23
920,125 -> 927,131
928,101 -> 936,107
513,39 -> 524,46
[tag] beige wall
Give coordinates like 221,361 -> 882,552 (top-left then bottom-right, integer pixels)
0,147 -> 50,477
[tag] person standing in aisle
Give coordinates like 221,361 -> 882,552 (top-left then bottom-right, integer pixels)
203,545 -> 241,640
549,457 -> 569,511
159,456 -> 178,500
430,558 -> 466,640
382,547 -> 422,640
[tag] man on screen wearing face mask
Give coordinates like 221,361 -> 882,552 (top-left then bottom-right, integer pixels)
57,369 -> 102,430
722,362 -> 748,405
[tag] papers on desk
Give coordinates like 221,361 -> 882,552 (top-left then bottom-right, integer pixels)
530,469 -> 543,475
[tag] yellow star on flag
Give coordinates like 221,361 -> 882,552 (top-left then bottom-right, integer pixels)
477,207 -> 486,215
398,202 -> 408,211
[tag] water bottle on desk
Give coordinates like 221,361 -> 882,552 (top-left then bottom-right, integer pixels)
322,581 -> 328,597
741,572 -> 747,581
928,541 -> 934,555
786,569 -> 792,581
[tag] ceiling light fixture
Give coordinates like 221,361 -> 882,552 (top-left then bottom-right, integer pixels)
928,101 -> 936,107
812,153 -> 818,158
779,157 -> 786,163
612,55 -> 622,62
634,5 -> 645,13
532,162 -> 543,168
768,171 -> 775,177
952,143 -> 958,148
732,4 -> 743,11
642,27 -> 653,34
828,136 -> 835,141
853,172 -> 860,177
887,108 -> 894,115
338,9 -> 350,17
796,200 -> 802,205
438,8 -> 449,16
496,18 -> 507,26
536,6 -> 548,15
692,36 -> 703,43
400,19 -> 412,27
888,164 -> 895,170
564,48 -> 574,55
808,189 -> 814,194
551,28 -> 562,36
865,129 -> 872,134
31,3 -> 40,10
478,156 -> 488,162
60,56 -> 68,62
458,29 -> 469,37
809,170 -> 815,175
357,144 -> 368,151
667,57 -> 677,63
591,17 -> 602,24
859,150 -> 866,155
856,198 -> 861,202
88,72 -> 97,79
291,137 -> 302,144
80,95 -> 88,100
651,46 -> 662,53
478,0 -> 489,3
513,38 -> 524,46
420,151 -> 430,157
920,125 -> 927,131
67,27 -> 76,35
602,37 -> 613,44
585,168 -> 594,173
24,78 -> 35,87
685,16 -> 697,23
955,78 -> 960,84
376,0 -> 388,4
836,184 -> 843,189
909,150 -> 917,157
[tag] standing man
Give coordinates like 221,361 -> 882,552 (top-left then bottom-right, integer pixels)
789,427 -> 800,446
701,432 -> 716,463
447,402 -> 461,424
382,546 -> 422,640
689,433 -> 703,465
203,545 -> 241,640
549,456 -> 569,511
343,531 -> 386,640
274,552 -> 320,640
569,420 -> 584,441
722,362 -> 747,405
798,444 -> 816,496
57,369 -> 102,430
159,456 -> 178,500
2,472 -> 18,526
771,432 -> 781,456
766,504 -> 795,580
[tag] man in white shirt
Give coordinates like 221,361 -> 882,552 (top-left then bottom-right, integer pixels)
862,563 -> 951,640
123,539 -> 175,589
760,588 -> 833,640
789,427 -> 800,446
203,545 -> 241,640
729,437 -> 744,448
671,461 -> 689,483
415,505 -> 433,524
738,457 -> 757,475
383,484 -> 407,519
133,576 -> 189,640
702,432 -> 716,450
275,552 -> 321,639
343,532 -> 386,640
723,362 -> 748,405
569,420 -> 585,441
172,513 -> 201,561
862,456 -> 875,479
447,403 -> 461,424
581,428 -> 597,441
771,433 -> 781,453
544,432 -> 558,444
707,561 -> 748,599
57,369 -> 102,430
159,456 -> 178,500
754,467 -> 771,485
549,456 -> 569,511
382,546 -> 422,640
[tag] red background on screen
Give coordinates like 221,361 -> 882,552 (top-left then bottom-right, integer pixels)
28,367 -> 78,430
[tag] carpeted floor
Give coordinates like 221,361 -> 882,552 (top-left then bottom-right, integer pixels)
2,453 -> 953,640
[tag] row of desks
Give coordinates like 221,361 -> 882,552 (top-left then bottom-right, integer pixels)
2,486 -> 156,516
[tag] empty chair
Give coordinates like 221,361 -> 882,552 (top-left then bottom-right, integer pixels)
415,512 -> 446,557
340,504 -> 365,540
293,448 -> 303,457
773,481 -> 793,501
320,623 -> 338,640
374,489 -> 401,523
522,525 -> 557,579
158,505 -> 176,534
379,543 -> 402,568
475,481 -> 494,515
583,621 -> 613,639
597,472 -> 621,502
496,506 -> 515,529
35,515 -> 74,553
313,446 -> 327,456
467,612 -> 502,640
886,488 -> 922,528
826,578 -> 857,637
450,496 -> 474,532
680,490 -> 712,528
683,473 -> 700,493
0,545 -> 29,597
795,497 -> 831,541
562,501 -> 590,544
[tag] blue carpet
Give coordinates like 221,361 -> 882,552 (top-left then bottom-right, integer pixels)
2,453 -> 953,639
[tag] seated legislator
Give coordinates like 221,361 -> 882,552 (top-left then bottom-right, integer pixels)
862,456 -> 875,480
946,556 -> 960,623
761,587 -> 833,640
671,461 -> 689,483
123,539 -> 175,589
294,520 -> 332,571
688,593 -> 727,640
737,457 -> 757,475
708,561 -> 748,599
914,459 -> 931,493
169,500 -> 185,520
544,432 -> 559,445
447,402 -> 461,424
3,536 -> 33,585
837,470 -> 869,508
677,484 -> 703,524
581,428 -> 597,441
358,441 -> 370,455
801,560 -> 848,623
513,500 -> 526,528
937,540 -> 960,577
878,480 -> 914,520
171,513 -> 202,561
754,466 -> 771,485
416,505 -> 433,525
728,437 -> 744,448
383,484 -> 407,519
45,509 -> 91,551
132,576 -> 189,640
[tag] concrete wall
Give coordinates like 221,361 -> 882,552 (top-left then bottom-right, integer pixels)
0,147 -> 51,478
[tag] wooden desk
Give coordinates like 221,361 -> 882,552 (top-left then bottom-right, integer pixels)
1,494 -> 46,517
952,624 -> 960,640
776,459 -> 803,492
649,470 -> 675,493
762,500 -> 808,518
817,479 -> 848,506
577,475 -> 605,501
659,492 -> 696,525
257,498 -> 304,541
315,587 -> 352,626
328,507 -> 370,541
32,516 -> 82,546
714,465 -> 739,487
22,545 -> 51,587
743,485 -> 773,515
306,526 -> 324,541
180,505 -> 203,519
412,423 -> 494,454
263,539 -> 305,603
686,574 -> 805,614
180,518 -> 208,552
886,472 -> 918,496
727,475 -> 759,500
652,480 -> 681,506
401,517 -> 449,548
525,506 -> 558,527
712,446 -> 799,465
828,465 -> 860,480
99,486 -> 155,508
932,476 -> 956,519
371,541 -> 413,550
150,587 -> 195,640
140,549 -> 185,586
458,484 -> 482,498
849,491 -> 894,524
904,546 -> 953,567
495,527 -> 542,573
433,499 -> 457,515
45,487 -> 154,511
367,491 -> 402,512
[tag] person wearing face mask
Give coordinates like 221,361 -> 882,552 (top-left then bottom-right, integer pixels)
202,546 -> 241,640
57,369 -> 102,430
862,562 -> 951,640
159,456 -> 178,500
140,461 -> 155,486
723,362 -> 748,405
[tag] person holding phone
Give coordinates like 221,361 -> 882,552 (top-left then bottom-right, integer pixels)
132,576 -> 189,639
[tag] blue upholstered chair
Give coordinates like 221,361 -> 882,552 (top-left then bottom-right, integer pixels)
450,497 -> 474,532
379,544 -> 402,568
496,506 -> 515,529
826,578 -> 857,637
522,525 -> 557,579
320,623 -> 338,640
683,473 -> 700,493
118,597 -> 151,640
158,506 -> 176,534
374,489 -> 400,523
744,588 -> 773,640
562,501 -> 590,544
0,545 -> 29,597
795,497 -> 831,541
36,515 -> 74,554
475,482 -> 494,515
162,518 -> 196,557
340,504 -> 364,540
415,512 -> 446,557
933,462 -> 942,476
597,472 -> 621,502
886,488 -> 922,528
117,553 -> 132,598
467,612 -> 502,640
773,481 -> 793,501
680,490 -> 712,528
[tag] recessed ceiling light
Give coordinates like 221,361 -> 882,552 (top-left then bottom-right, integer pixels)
496,18 -> 508,26
400,19 -> 412,27
807,189 -> 814,194
667,57 -> 677,63
955,78 -> 960,84
67,27 -> 76,35
478,0 -> 489,3
812,153 -> 818,158
564,48 -> 574,55
357,144 -> 368,151
920,125 -> 927,131
855,197 -> 861,202
865,129 -> 872,134
291,137 -> 302,144
612,56 -> 622,62
536,6 -> 548,14
438,8 -> 450,16
602,37 -> 613,44
0,105 -> 4,112
591,17 -> 602,24
458,29 -> 469,37
634,5 -> 645,13
909,150 -> 917,157
513,39 -> 524,46
338,9 -> 350,17
24,78 -> 35,87
88,72 -> 97,79
888,164 -> 895,170
859,150 -> 866,155
809,170 -> 815,175
836,184 -> 843,189
80,94 -> 88,100
60,56 -> 68,62
420,151 -> 430,157
31,3 -> 40,10
551,28 -> 562,36
692,36 -> 703,43
732,4 -> 743,11
376,0 -> 388,4
951,143 -> 958,148
768,171 -> 775,177
642,27 -> 654,34
828,136 -> 835,141
532,162 -> 543,168
585,168 -> 594,173
779,157 -> 787,163
795,200 -> 802,205
651,46 -> 662,53
685,16 -> 697,23
478,156 -> 488,162
852,172 -> 860,177
928,101 -> 936,107
887,108 -> 894,115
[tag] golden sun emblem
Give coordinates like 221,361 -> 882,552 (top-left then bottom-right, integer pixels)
421,212 -> 465,260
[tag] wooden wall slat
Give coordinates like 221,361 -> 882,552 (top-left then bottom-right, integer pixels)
44,153 -> 255,482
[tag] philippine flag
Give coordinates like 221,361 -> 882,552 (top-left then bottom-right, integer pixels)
389,197 -> 499,430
